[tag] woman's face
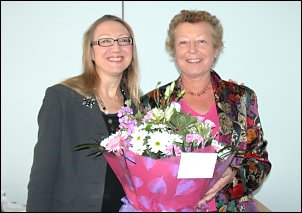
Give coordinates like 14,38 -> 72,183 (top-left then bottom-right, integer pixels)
91,21 -> 132,76
174,22 -> 219,78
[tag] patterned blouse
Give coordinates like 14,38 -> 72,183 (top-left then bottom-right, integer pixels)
140,70 -> 272,212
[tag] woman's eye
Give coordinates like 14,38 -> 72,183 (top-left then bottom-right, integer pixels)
196,40 -> 206,44
100,39 -> 111,43
178,41 -> 188,46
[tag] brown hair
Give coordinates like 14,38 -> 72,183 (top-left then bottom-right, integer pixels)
61,15 -> 141,106
166,10 -> 224,57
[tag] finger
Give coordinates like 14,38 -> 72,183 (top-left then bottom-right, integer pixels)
197,192 -> 215,207
204,185 -> 219,196
222,167 -> 231,178
205,178 -> 225,195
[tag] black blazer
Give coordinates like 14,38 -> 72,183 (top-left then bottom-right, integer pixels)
26,84 -> 126,212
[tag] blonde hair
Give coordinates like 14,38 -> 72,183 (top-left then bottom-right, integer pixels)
166,10 -> 224,57
61,15 -> 141,106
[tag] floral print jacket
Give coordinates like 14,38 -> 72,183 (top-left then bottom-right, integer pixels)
140,70 -> 271,212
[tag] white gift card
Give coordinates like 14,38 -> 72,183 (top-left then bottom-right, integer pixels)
177,153 -> 218,178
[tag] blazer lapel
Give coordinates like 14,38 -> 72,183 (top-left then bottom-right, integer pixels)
75,93 -> 108,134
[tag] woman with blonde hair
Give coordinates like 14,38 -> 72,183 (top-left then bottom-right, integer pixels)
27,14 -> 141,212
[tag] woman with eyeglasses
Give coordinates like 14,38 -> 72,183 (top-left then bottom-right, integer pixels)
26,15 -> 142,212
141,10 -> 271,212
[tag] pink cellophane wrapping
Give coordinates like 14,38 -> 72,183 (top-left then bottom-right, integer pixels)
104,145 -> 235,212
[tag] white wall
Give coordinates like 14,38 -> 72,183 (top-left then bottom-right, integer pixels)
1,0 -> 122,207
2,1 -> 301,212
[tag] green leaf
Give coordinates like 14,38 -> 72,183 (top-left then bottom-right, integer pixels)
75,143 -> 105,157
74,143 -> 99,151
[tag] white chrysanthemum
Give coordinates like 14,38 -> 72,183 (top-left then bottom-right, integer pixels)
147,131 -> 173,153
129,141 -> 147,155
128,127 -> 148,155
129,128 -> 148,145
131,127 -> 148,143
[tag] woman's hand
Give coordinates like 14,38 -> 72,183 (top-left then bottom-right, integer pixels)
197,167 -> 236,207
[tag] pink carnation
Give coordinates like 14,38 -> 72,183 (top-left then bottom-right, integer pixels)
105,132 -> 127,153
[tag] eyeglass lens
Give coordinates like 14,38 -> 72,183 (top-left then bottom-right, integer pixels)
92,37 -> 133,47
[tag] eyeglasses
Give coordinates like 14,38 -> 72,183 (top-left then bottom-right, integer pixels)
91,37 -> 133,47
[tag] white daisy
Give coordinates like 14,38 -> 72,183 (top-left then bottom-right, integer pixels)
147,131 -> 173,153
129,128 -> 148,155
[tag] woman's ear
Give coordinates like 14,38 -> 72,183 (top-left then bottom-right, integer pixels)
214,47 -> 220,59
91,47 -> 95,61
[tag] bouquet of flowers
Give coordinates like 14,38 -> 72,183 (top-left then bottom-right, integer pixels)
77,81 -> 237,212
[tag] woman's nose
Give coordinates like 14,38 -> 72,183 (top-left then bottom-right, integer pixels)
188,42 -> 197,53
110,41 -> 122,50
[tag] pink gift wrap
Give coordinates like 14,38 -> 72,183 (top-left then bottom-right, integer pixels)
104,145 -> 235,212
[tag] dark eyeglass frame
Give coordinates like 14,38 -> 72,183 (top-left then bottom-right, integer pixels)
91,37 -> 133,47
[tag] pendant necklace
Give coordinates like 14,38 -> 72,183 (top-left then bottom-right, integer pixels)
94,94 -> 109,115
93,88 -> 111,116
93,88 -> 126,125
